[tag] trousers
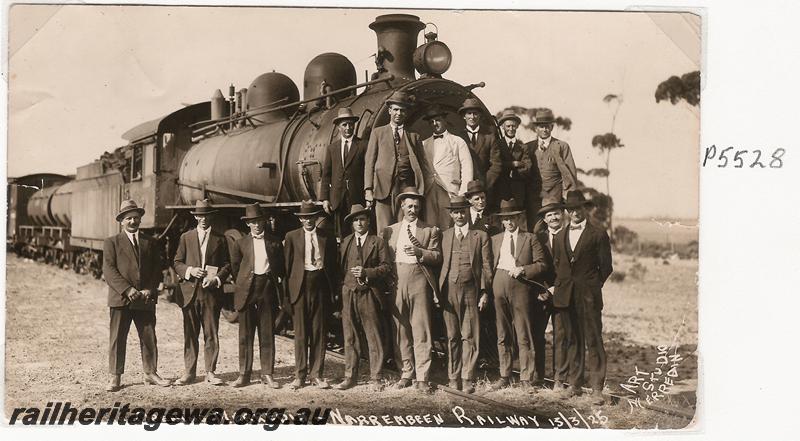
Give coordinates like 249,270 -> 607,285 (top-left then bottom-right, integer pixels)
493,270 -> 536,381
342,287 -> 385,380
292,270 -> 327,380
391,263 -> 432,382
181,290 -> 223,375
554,291 -> 607,389
108,307 -> 157,375
238,274 -> 277,376
442,280 -> 480,381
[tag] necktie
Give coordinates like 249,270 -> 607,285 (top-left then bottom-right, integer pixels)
551,233 -> 556,250
357,236 -> 363,261
407,225 -> 423,248
433,134 -> 444,139
310,234 -> 317,266
508,139 -> 515,149
342,140 -> 349,164
509,234 -> 515,257
393,127 -> 400,146
131,234 -> 140,260
475,212 -> 482,224
469,132 -> 476,145
540,140 -> 547,151
456,229 -> 464,241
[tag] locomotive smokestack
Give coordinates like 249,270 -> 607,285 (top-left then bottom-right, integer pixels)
369,14 -> 425,83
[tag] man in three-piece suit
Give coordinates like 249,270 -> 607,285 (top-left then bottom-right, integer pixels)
438,196 -> 493,394
420,106 -> 473,229
172,199 -> 231,387
102,200 -> 171,391
284,201 -> 338,389
383,187 -> 442,392
552,191 -> 613,405
321,107 -> 367,237
489,198 -> 549,390
336,204 -> 392,391
458,98 -> 500,187
229,203 -> 286,389
528,109 -> 578,217
486,110 -> 540,227
364,91 -> 426,232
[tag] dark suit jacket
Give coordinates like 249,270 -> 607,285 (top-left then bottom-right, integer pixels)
487,139 -> 538,203
490,230 -> 548,281
320,137 -> 367,210
364,124 -> 425,200
103,232 -> 162,309
535,229 -> 558,289
383,221 -> 442,301
172,229 -> 231,308
284,227 -> 338,304
230,233 -> 286,311
339,233 -> 392,296
438,227 -> 493,295
459,127 -> 500,186
551,222 -> 613,309
468,210 -> 501,237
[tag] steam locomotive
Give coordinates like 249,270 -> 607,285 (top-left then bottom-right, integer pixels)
8,14 -> 494,294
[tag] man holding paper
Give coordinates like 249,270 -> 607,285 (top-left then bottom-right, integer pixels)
173,200 -> 231,386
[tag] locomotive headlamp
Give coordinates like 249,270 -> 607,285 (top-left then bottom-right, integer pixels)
413,24 -> 452,77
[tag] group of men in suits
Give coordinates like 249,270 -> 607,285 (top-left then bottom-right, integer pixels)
101,91 -> 609,404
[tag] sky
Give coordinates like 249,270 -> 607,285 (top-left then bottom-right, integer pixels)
7,5 -> 700,219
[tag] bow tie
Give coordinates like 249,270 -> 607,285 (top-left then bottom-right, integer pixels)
569,224 -> 583,230
433,134 -> 444,139
252,233 -> 264,240
506,138 -> 516,145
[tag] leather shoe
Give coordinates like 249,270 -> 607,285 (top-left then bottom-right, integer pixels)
336,377 -> 356,390
105,374 -> 121,392
448,379 -> 461,390
206,372 -> 226,386
261,375 -> 281,389
368,379 -> 384,392
560,385 -> 582,399
590,389 -> 605,405
289,378 -> 305,390
395,378 -> 412,389
462,380 -> 475,394
415,381 -> 431,393
173,373 -> 196,386
143,373 -> 172,387
490,377 -> 510,390
311,378 -> 331,389
232,374 -> 251,388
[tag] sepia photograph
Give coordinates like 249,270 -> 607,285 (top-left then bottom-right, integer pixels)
5,4 -> 701,432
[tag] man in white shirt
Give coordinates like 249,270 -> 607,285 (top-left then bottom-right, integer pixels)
420,106 -> 474,229
284,201 -> 338,389
437,196 -> 492,394
229,203 -> 286,389
489,199 -> 549,390
172,200 -> 231,386
382,187 -> 442,392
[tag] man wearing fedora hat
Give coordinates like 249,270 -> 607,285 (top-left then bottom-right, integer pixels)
458,97 -> 500,187
102,199 -> 171,391
551,190 -> 612,405
487,110 -> 539,227
464,180 -> 500,236
420,106 -> 473,229
489,198 -> 549,390
528,109 -> 578,213
383,187 -> 441,392
321,107 -> 367,237
335,204 -> 392,391
438,195 -> 493,393
364,90 -> 426,233
284,200 -> 338,389
172,199 -> 231,386
229,203 -> 286,388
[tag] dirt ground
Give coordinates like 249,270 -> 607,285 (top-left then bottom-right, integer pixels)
4,254 -> 697,430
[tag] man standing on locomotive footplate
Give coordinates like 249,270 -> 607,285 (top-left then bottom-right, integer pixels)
284,201 -> 338,390
383,187 -> 441,393
335,204 -> 392,391
438,195 -> 493,394
364,91 -> 426,232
